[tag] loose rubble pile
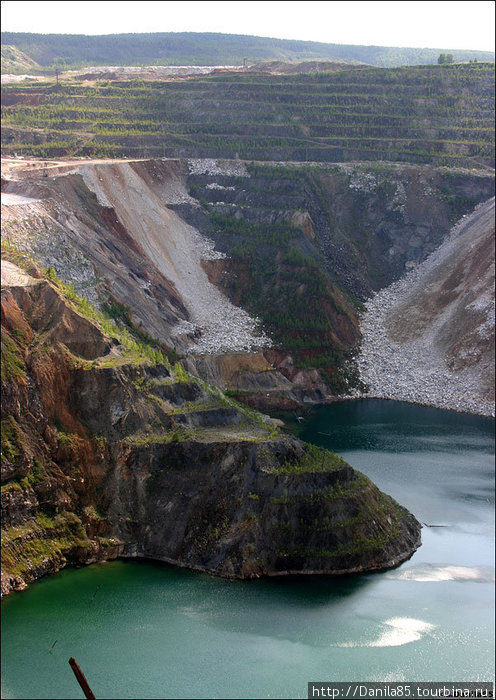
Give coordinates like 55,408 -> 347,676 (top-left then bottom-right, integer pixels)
358,200 -> 495,417
169,219 -> 272,355
187,159 -> 250,177
82,160 -> 269,355
358,297 -> 494,416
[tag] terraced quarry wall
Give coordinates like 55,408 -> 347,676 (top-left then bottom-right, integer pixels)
1,63 -> 494,168
178,159 -> 494,400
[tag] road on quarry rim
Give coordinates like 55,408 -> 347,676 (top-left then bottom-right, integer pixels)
3,156 -> 493,179
1,156 -> 150,175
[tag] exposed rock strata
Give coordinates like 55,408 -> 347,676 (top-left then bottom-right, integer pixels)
2,158 -> 270,354
1,262 -> 421,594
2,157 -> 493,410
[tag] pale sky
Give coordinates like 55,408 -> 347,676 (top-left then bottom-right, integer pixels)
1,1 -> 495,52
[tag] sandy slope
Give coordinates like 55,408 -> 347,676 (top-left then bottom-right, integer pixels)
83,161 -> 270,353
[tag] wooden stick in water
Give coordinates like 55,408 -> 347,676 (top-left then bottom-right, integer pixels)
68,657 -> 96,699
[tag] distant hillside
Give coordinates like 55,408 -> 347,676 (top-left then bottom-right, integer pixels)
1,31 -> 494,70
1,44 -> 39,72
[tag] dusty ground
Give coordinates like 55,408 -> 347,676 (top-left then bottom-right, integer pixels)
0,260 -> 36,286
1,156 -> 142,176
80,160 -> 270,354
1,65 -> 244,84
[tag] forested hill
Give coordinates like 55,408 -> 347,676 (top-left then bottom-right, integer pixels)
1,31 -> 494,70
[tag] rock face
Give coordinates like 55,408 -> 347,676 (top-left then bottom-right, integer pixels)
2,157 -> 493,408
111,438 -> 420,578
0,157 -> 491,598
1,262 -> 421,594
358,197 -> 495,416
1,158 -> 269,354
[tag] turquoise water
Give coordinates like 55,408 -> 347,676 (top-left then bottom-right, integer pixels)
2,400 -> 494,699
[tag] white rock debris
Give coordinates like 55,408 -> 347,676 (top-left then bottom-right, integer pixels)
187,159 -> 250,177
191,229 -> 226,261
62,65 -> 241,78
81,161 -> 269,355
205,183 -> 236,191
358,306 -> 493,416
358,199 -> 495,417
2,195 -> 101,306
1,74 -> 45,84
1,192 -> 41,206
348,170 -> 378,193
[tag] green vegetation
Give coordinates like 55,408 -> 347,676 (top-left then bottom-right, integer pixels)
1,32 -> 493,70
274,489 -> 404,560
205,198 -> 358,390
1,480 -> 23,494
44,266 -> 170,368
270,443 -> 348,474
125,426 -> 193,446
2,62 -> 494,168
169,397 -> 226,415
1,511 -> 90,579
1,332 -> 26,382
26,459 -> 45,486
1,44 -> 39,72
270,472 -> 370,504
297,491 -> 404,533
276,528 -> 401,560
438,54 -> 454,65
1,416 -> 24,463
173,362 -> 190,383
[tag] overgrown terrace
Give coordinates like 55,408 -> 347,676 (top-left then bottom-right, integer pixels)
1,62 -> 494,168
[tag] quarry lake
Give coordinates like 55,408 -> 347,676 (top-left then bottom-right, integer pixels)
1,400 -> 494,700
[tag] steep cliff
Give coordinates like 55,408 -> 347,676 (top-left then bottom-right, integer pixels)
2,156 -> 493,409
1,259 -> 421,595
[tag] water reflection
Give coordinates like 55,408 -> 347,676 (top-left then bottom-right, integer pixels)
2,400 -> 494,699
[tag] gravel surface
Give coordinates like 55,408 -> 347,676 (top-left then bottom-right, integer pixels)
1,260 -> 36,287
358,199 -> 495,417
187,159 -> 250,177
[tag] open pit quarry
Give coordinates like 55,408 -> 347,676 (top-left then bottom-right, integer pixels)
0,152 -> 493,596
1,236 -> 421,595
1,156 -> 494,415
1,157 -> 270,355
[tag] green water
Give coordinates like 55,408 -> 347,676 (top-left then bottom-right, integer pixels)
2,400 -> 494,699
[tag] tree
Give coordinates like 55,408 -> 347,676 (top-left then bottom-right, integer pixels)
438,53 -> 454,64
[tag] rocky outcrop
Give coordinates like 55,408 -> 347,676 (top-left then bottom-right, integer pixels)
111,437 -> 420,578
181,351 -> 336,410
1,261 -> 421,594
1,511 -> 123,596
1,158 -> 269,354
